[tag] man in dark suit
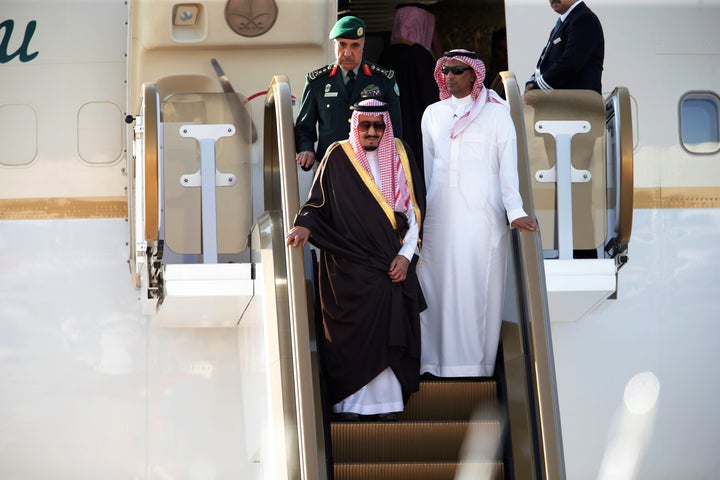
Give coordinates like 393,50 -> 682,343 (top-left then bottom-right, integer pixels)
295,16 -> 402,170
525,0 -> 604,94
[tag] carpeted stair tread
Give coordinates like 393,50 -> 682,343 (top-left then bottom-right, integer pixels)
333,461 -> 504,480
331,420 -> 502,463
400,379 -> 499,421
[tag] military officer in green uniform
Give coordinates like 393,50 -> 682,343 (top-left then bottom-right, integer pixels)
295,15 -> 403,170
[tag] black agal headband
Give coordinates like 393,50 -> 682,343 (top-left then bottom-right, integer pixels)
352,101 -> 390,112
443,50 -> 479,59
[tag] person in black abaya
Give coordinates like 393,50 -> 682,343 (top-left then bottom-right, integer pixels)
377,3 -> 439,172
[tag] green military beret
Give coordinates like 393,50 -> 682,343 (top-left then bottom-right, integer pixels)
329,15 -> 365,40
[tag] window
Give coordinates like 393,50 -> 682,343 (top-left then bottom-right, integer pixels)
680,92 -> 720,154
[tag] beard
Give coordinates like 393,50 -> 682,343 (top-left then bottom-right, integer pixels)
363,145 -> 378,151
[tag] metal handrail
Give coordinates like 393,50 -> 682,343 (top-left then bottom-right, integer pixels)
608,87 -> 634,249
143,83 -> 160,242
127,83 -> 160,288
501,71 -> 566,480
264,75 -> 326,480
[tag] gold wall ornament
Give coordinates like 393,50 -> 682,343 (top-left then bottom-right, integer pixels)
225,0 -> 278,37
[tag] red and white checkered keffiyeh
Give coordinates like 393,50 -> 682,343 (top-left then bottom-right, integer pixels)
433,49 -> 506,139
349,99 -> 411,214
390,5 -> 435,50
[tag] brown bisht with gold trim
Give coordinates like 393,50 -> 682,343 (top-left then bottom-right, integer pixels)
294,138 -> 426,405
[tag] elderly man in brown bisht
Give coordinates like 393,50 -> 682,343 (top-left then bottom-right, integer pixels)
286,98 -> 425,422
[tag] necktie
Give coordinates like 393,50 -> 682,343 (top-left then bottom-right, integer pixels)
346,70 -> 356,95
551,18 -> 562,37
539,18 -> 562,67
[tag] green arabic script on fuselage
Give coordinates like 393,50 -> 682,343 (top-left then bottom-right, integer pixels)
0,19 -> 39,63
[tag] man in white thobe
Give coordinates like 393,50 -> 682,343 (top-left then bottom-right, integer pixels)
419,49 -> 538,377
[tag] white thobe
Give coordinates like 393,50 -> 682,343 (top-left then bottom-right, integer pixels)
333,149 -> 418,415
418,94 -> 527,377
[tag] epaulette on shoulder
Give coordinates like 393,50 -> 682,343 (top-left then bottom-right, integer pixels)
369,63 -> 395,80
308,64 -> 333,81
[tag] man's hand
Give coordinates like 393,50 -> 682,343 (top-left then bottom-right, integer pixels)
524,82 -> 537,93
511,216 -> 539,232
286,226 -> 311,247
296,151 -> 316,169
388,255 -> 410,283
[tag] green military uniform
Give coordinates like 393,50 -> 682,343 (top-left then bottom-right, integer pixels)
294,15 -> 402,168
294,61 -> 403,165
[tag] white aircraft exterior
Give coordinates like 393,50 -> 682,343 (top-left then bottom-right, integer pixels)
0,0 -> 718,478
507,1 -> 720,478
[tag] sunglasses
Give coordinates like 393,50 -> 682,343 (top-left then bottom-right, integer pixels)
441,65 -> 473,76
358,121 -> 386,133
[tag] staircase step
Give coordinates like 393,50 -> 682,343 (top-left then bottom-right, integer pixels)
334,461 -> 504,480
331,420 -> 503,463
400,379 -> 499,422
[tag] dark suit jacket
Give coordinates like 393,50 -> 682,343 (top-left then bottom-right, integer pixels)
294,61 -> 402,164
527,1 -> 604,93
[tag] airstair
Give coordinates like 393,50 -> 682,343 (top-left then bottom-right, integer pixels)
126,64 -> 632,478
